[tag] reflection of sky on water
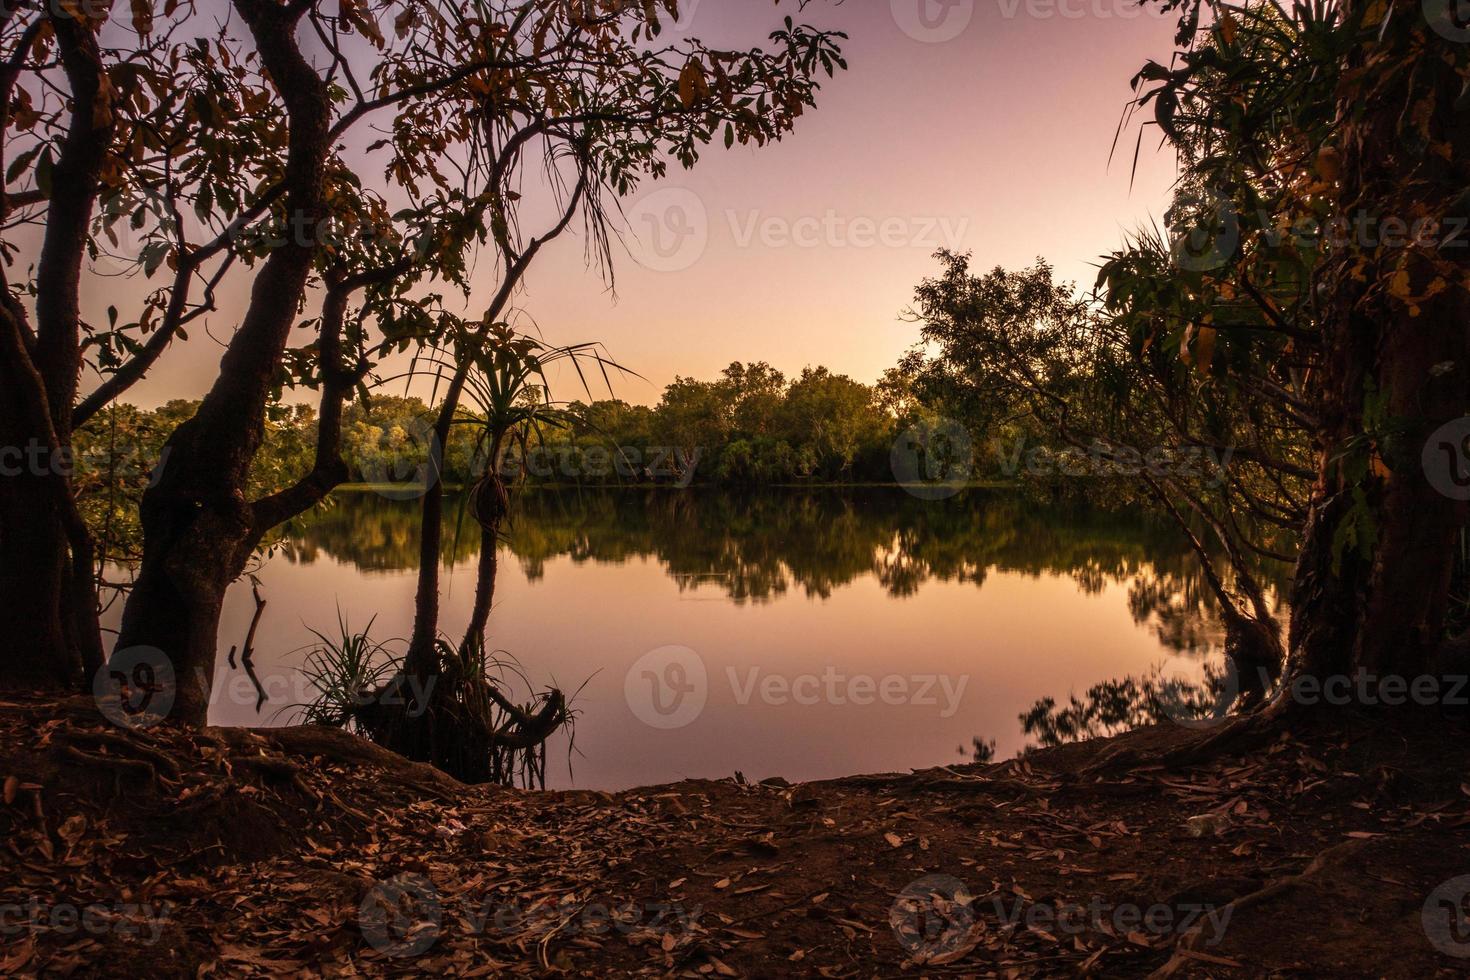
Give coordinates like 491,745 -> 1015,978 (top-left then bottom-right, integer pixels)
110,489 -> 1247,789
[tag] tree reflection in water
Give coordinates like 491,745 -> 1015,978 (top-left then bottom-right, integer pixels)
284,487 -> 1288,663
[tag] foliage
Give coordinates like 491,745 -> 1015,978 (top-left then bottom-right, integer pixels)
0,0 -> 849,717
545,362 -> 900,485
74,400 -> 321,571
288,608 -> 568,787
892,2 -> 1366,708
290,611 -> 400,733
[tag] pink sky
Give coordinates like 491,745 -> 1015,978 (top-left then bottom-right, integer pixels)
93,0 -> 1183,408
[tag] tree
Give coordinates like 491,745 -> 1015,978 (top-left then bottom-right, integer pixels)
910,0 -> 1468,724
1127,0 -> 1468,696
779,366 -> 886,479
0,1 -> 119,688
349,325 -> 628,782
654,376 -> 727,481
1280,2 -> 1467,681
1,0 -> 847,727
717,360 -> 787,437
909,253 -> 1298,704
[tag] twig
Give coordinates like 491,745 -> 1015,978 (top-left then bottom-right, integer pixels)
227,578 -> 269,713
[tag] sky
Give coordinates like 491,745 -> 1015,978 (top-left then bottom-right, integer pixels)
84,0 -> 1184,409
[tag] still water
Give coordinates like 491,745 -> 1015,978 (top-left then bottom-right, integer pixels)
200,488 -> 1224,789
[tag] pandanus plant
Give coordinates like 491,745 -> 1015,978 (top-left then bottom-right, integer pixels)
347,323 -> 633,785
451,323 -> 635,649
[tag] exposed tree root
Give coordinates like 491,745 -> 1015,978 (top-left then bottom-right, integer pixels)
210,724 -> 467,798
359,655 -> 569,786
1156,701 -> 1289,768
60,727 -> 181,780
59,745 -> 159,786
1083,693 -> 1302,776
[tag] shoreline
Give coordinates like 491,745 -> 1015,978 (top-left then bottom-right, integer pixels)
4,695 -> 1463,977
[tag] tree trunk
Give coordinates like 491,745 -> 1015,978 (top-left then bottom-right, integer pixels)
359,177 -> 586,778
399,177 -> 586,675
462,471 -> 510,651
0,452 -> 74,688
113,0 -> 331,726
1286,5 -> 1470,683
463,527 -> 500,649
0,9 -> 114,692
405,374 -> 469,674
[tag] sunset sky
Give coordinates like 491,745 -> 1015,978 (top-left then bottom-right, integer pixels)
101,0 -> 1184,408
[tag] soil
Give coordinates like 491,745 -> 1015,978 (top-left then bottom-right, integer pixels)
2,694 -> 1468,978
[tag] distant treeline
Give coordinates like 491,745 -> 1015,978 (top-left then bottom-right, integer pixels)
77,361 -> 997,496
536,362 -> 906,485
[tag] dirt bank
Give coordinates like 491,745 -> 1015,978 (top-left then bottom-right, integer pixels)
2,695 -> 1467,977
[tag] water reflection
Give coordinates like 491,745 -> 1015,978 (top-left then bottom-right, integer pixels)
285,488 -> 1254,658
193,487 -> 1282,788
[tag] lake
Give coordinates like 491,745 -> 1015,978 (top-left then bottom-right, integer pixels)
191,487 -> 1225,789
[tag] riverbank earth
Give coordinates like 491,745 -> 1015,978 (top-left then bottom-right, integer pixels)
1,695 -> 1466,977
